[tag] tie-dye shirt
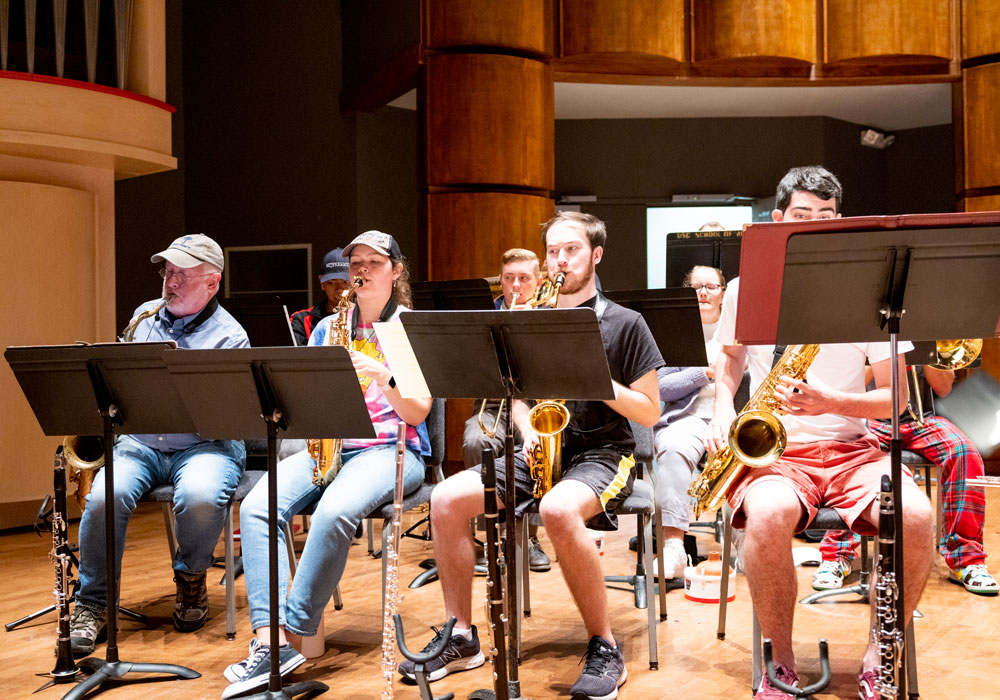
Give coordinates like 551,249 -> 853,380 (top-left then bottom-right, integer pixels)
309,306 -> 423,453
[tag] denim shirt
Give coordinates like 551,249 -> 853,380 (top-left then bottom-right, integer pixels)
128,297 -> 250,452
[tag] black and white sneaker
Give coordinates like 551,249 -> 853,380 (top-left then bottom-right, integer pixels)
397,625 -> 485,682
222,638 -> 305,698
569,636 -> 627,700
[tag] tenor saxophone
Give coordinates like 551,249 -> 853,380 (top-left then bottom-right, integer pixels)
688,343 -> 821,517
309,277 -> 364,486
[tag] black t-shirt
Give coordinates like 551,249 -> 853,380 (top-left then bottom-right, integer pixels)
563,295 -> 664,457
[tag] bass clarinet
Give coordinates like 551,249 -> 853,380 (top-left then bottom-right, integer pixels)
874,474 -> 903,699
49,446 -> 80,682
470,448 -> 509,700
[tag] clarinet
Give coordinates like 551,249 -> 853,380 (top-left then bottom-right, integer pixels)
874,474 -> 902,700
50,447 -> 80,681
381,423 -> 408,700
480,448 -> 509,700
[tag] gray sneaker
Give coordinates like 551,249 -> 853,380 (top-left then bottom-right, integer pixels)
569,636 -> 627,700
222,640 -> 305,699
528,536 -> 551,572
398,625 -> 485,682
69,605 -> 107,657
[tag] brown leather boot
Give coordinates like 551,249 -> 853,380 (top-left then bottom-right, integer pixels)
173,569 -> 208,632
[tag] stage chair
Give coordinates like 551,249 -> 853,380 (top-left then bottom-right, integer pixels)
515,461 -> 661,670
285,399 -> 446,616
716,506 -> 919,695
144,462 -> 264,640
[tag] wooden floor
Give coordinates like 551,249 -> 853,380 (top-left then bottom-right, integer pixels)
3,483 -> 1000,700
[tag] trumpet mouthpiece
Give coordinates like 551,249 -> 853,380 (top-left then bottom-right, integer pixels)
554,272 -> 566,285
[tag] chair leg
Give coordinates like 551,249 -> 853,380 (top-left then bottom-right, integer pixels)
224,502 -> 236,640
718,511 -> 733,640
161,503 -> 178,559
641,511 -> 658,670
752,609 -> 762,693
367,517 -> 375,555
518,518 -> 530,618
905,620 -> 919,698
332,585 -> 343,610
655,502 -> 667,622
284,522 -> 298,577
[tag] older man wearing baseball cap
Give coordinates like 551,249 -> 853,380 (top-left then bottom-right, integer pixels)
289,246 -> 350,346
69,233 -> 249,656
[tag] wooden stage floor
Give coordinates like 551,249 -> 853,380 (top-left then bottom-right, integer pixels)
3,481 -> 999,699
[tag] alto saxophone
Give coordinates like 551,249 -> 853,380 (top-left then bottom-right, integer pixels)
689,343 -> 820,517
309,277 -> 364,486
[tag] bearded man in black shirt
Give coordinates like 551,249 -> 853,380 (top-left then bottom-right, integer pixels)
399,212 -> 663,700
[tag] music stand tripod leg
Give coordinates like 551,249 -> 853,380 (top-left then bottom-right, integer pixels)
61,404 -> 200,700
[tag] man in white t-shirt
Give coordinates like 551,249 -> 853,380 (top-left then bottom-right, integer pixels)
705,166 -> 934,700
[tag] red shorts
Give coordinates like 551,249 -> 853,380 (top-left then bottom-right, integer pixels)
727,435 -> 914,534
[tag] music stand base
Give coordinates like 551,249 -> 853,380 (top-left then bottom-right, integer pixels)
799,583 -> 869,605
245,680 -> 329,699
59,658 -> 200,700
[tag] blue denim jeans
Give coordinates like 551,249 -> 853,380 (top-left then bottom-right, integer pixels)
77,435 -> 245,609
241,445 -> 424,636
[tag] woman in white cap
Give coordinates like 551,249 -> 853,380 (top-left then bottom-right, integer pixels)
224,231 -> 431,697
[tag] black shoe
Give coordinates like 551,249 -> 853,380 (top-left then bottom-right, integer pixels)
528,536 -> 551,572
569,636 -> 627,700
398,625 -> 485,682
69,604 -> 107,657
628,533 -> 659,552
173,569 -> 208,632
223,639 -> 305,699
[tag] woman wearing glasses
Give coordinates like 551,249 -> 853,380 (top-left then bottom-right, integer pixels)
652,265 -> 729,578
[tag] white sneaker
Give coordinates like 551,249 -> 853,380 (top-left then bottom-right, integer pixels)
811,558 -> 851,591
655,538 -> 689,579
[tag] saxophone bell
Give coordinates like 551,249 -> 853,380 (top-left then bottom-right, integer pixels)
528,400 -> 570,498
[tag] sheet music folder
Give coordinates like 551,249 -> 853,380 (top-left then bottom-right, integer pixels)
161,346 -> 375,441
389,308 -> 615,401
4,342 -> 194,436
604,288 -> 708,367
734,212 -> 1000,345
411,278 -> 496,311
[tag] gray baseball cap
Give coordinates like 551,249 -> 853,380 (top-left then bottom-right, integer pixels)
151,234 -> 225,270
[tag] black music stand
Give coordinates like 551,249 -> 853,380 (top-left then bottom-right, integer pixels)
739,220 -> 1000,699
411,279 -> 496,311
163,345 -> 374,699
407,279 -> 496,587
4,342 -> 201,700
604,288 -> 708,366
382,308 -> 615,700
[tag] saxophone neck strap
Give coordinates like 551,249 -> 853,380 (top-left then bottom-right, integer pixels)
350,296 -> 399,341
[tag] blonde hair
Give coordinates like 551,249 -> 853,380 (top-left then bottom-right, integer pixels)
501,248 -> 540,276
683,265 -> 726,291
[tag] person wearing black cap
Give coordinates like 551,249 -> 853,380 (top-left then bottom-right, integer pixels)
289,247 -> 351,346
69,233 -> 249,657
224,230 -> 433,697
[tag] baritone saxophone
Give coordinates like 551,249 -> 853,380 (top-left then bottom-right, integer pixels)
688,343 -> 821,517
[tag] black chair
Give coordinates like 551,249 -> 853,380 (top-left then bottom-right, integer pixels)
515,436 -> 661,671
717,506 -> 919,695
285,398 -> 447,617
